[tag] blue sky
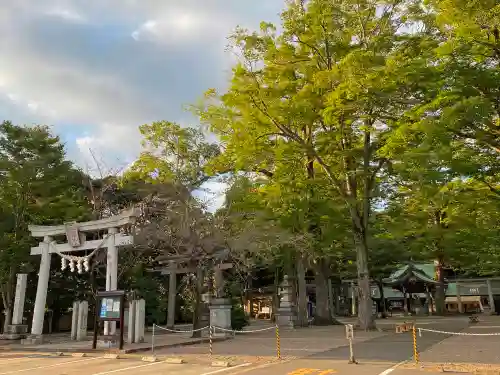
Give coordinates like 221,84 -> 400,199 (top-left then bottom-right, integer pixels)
0,1 -> 284,209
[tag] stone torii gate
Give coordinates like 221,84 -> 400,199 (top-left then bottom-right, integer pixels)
157,260 -> 233,330
25,209 -> 137,344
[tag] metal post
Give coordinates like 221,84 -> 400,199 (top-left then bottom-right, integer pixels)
412,324 -> 419,364
275,324 -> 281,360
348,337 -> 356,364
152,324 -> 155,355
346,324 -> 356,364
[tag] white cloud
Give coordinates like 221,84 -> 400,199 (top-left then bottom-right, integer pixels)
0,0 -> 284,185
45,7 -> 86,23
131,6 -> 234,45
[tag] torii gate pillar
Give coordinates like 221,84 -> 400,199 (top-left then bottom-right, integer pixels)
24,209 -> 137,344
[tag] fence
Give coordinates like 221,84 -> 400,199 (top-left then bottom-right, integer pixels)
151,323 -> 281,359
407,323 -> 500,372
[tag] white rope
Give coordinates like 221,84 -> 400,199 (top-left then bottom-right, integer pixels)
153,324 -> 209,334
52,234 -> 111,273
418,328 -> 500,337
212,325 -> 276,334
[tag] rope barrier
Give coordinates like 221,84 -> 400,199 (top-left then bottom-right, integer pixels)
418,328 -> 500,336
153,324 -> 209,334
211,325 -> 276,334
150,324 -> 210,355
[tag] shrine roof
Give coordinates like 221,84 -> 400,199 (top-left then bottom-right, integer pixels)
383,263 -> 440,286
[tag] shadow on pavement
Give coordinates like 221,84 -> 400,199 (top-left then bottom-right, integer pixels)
310,321 -> 469,363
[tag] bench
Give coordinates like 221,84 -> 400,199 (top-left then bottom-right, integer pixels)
469,315 -> 479,323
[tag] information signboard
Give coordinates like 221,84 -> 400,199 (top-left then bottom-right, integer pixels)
93,290 -> 126,350
99,296 -> 121,319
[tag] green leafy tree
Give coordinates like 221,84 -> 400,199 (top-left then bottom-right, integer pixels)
197,0 -> 428,329
126,121 -> 220,190
0,121 -> 90,331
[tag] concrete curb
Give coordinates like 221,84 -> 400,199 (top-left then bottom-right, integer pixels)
0,336 -> 229,355
103,353 -> 120,359
141,356 -> 158,362
401,362 -> 500,373
211,361 -> 231,367
165,357 -> 186,364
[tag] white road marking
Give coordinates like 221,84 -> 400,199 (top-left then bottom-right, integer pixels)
0,356 -> 101,374
91,360 -> 175,375
378,360 -> 406,375
200,363 -> 251,375
378,369 -> 394,375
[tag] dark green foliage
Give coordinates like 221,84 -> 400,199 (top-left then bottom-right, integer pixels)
231,299 -> 249,331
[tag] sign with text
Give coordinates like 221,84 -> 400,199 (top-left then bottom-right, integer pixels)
64,222 -> 81,247
345,324 -> 354,339
99,296 -> 121,319
457,283 -> 488,296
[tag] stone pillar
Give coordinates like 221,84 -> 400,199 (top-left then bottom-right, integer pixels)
134,299 -> 145,343
71,301 -> 80,340
12,274 -> 27,325
167,272 -> 176,329
210,298 -> 232,337
276,275 -> 298,328
1,274 -> 29,339
105,228 -> 118,335
456,282 -> 463,313
487,279 -> 496,314
76,301 -> 88,341
214,269 -> 223,298
127,300 -> 136,343
30,236 -> 52,341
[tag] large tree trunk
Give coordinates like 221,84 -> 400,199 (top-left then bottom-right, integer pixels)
1,271 -> 15,332
354,230 -> 376,330
314,261 -> 331,325
434,258 -> 445,315
314,259 -> 341,325
192,268 -> 204,338
328,278 -> 335,319
2,306 -> 12,332
296,254 -> 308,327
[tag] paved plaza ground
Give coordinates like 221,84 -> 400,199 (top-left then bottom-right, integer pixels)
1,315 -> 500,374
